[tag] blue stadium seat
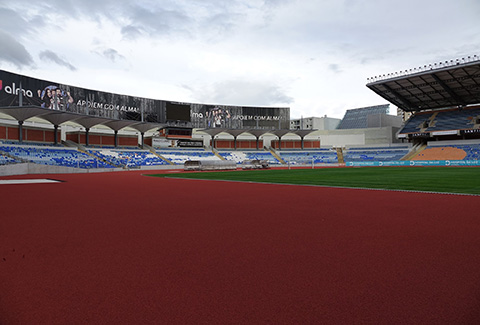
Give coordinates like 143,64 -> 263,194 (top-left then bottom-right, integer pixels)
279,149 -> 338,164
156,149 -> 217,165
343,147 -> 410,162
0,144 -> 114,169
219,151 -> 281,164
89,149 -> 170,168
399,107 -> 480,135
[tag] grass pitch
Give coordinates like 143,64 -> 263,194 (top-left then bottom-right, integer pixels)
152,167 -> 480,195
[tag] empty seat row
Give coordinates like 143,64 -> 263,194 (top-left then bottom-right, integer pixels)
279,150 -> 338,164
156,150 -> 218,164
219,151 -> 281,164
343,148 -> 410,162
89,149 -> 169,167
0,144 -> 114,169
400,107 -> 480,134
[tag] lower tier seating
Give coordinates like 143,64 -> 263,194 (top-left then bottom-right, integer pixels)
278,149 -> 338,164
156,149 -> 218,165
89,149 -> 170,167
343,147 -> 410,162
413,144 -> 480,161
218,151 -> 281,164
0,144 -> 114,169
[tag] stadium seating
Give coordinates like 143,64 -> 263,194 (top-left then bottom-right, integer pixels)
218,150 -> 281,164
1,140 -> 478,170
0,143 -> 114,169
343,146 -> 410,162
337,105 -> 389,129
460,144 -> 480,160
88,148 -> 169,168
0,154 -> 20,165
399,107 -> 480,134
156,149 -> 218,165
413,143 -> 480,160
278,149 -> 338,164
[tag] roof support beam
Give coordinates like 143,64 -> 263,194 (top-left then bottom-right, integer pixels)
431,73 -> 466,106
381,84 -> 415,110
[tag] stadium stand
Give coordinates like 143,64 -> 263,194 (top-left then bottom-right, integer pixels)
411,140 -> 480,161
0,154 -> 20,165
343,145 -> 411,162
218,150 -> 281,165
88,148 -> 169,168
156,149 -> 219,165
399,106 -> 480,135
278,149 -> 338,164
337,105 -> 389,129
0,143 -> 114,169
2,58 -> 480,175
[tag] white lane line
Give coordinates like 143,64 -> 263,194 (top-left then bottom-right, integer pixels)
0,179 -> 62,185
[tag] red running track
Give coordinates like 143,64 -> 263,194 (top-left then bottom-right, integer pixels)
1,170 -> 480,324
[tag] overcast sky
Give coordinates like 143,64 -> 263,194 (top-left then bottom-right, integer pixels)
1,0 -> 479,119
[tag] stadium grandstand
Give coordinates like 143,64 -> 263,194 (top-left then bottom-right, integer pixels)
365,54 -> 480,165
1,55 -> 480,175
336,104 -> 389,129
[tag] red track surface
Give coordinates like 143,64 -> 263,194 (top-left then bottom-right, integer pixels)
1,170 -> 480,324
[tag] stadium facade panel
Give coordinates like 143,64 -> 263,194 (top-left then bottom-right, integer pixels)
0,70 -> 289,130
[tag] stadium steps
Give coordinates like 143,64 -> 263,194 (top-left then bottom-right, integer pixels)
82,149 -> 122,168
269,148 -> 286,164
65,142 -> 122,168
212,148 -> 226,161
420,112 -> 439,132
401,144 -> 427,160
62,140 -> 82,148
0,149 -> 29,163
145,146 -> 175,165
336,148 -> 345,164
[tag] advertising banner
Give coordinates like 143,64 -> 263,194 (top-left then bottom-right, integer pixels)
0,70 -> 290,129
347,160 -> 480,167
0,70 -> 162,122
190,103 -> 289,129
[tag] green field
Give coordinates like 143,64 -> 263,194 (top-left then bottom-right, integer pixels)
151,167 -> 480,195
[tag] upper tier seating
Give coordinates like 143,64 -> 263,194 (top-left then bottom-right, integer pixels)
337,105 -> 389,129
399,107 -> 480,134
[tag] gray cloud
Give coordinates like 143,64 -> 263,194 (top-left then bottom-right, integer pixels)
0,31 -> 35,68
210,79 -> 294,106
39,50 -> 76,71
198,12 -> 239,40
0,8 -> 31,35
126,5 -> 192,38
121,25 -> 144,40
102,48 -> 125,62
264,0 -> 293,6
1,0 -> 287,45
328,64 -> 342,73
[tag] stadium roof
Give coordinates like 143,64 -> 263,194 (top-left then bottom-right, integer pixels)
197,128 -> 316,139
366,56 -> 480,112
0,105 -> 165,132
